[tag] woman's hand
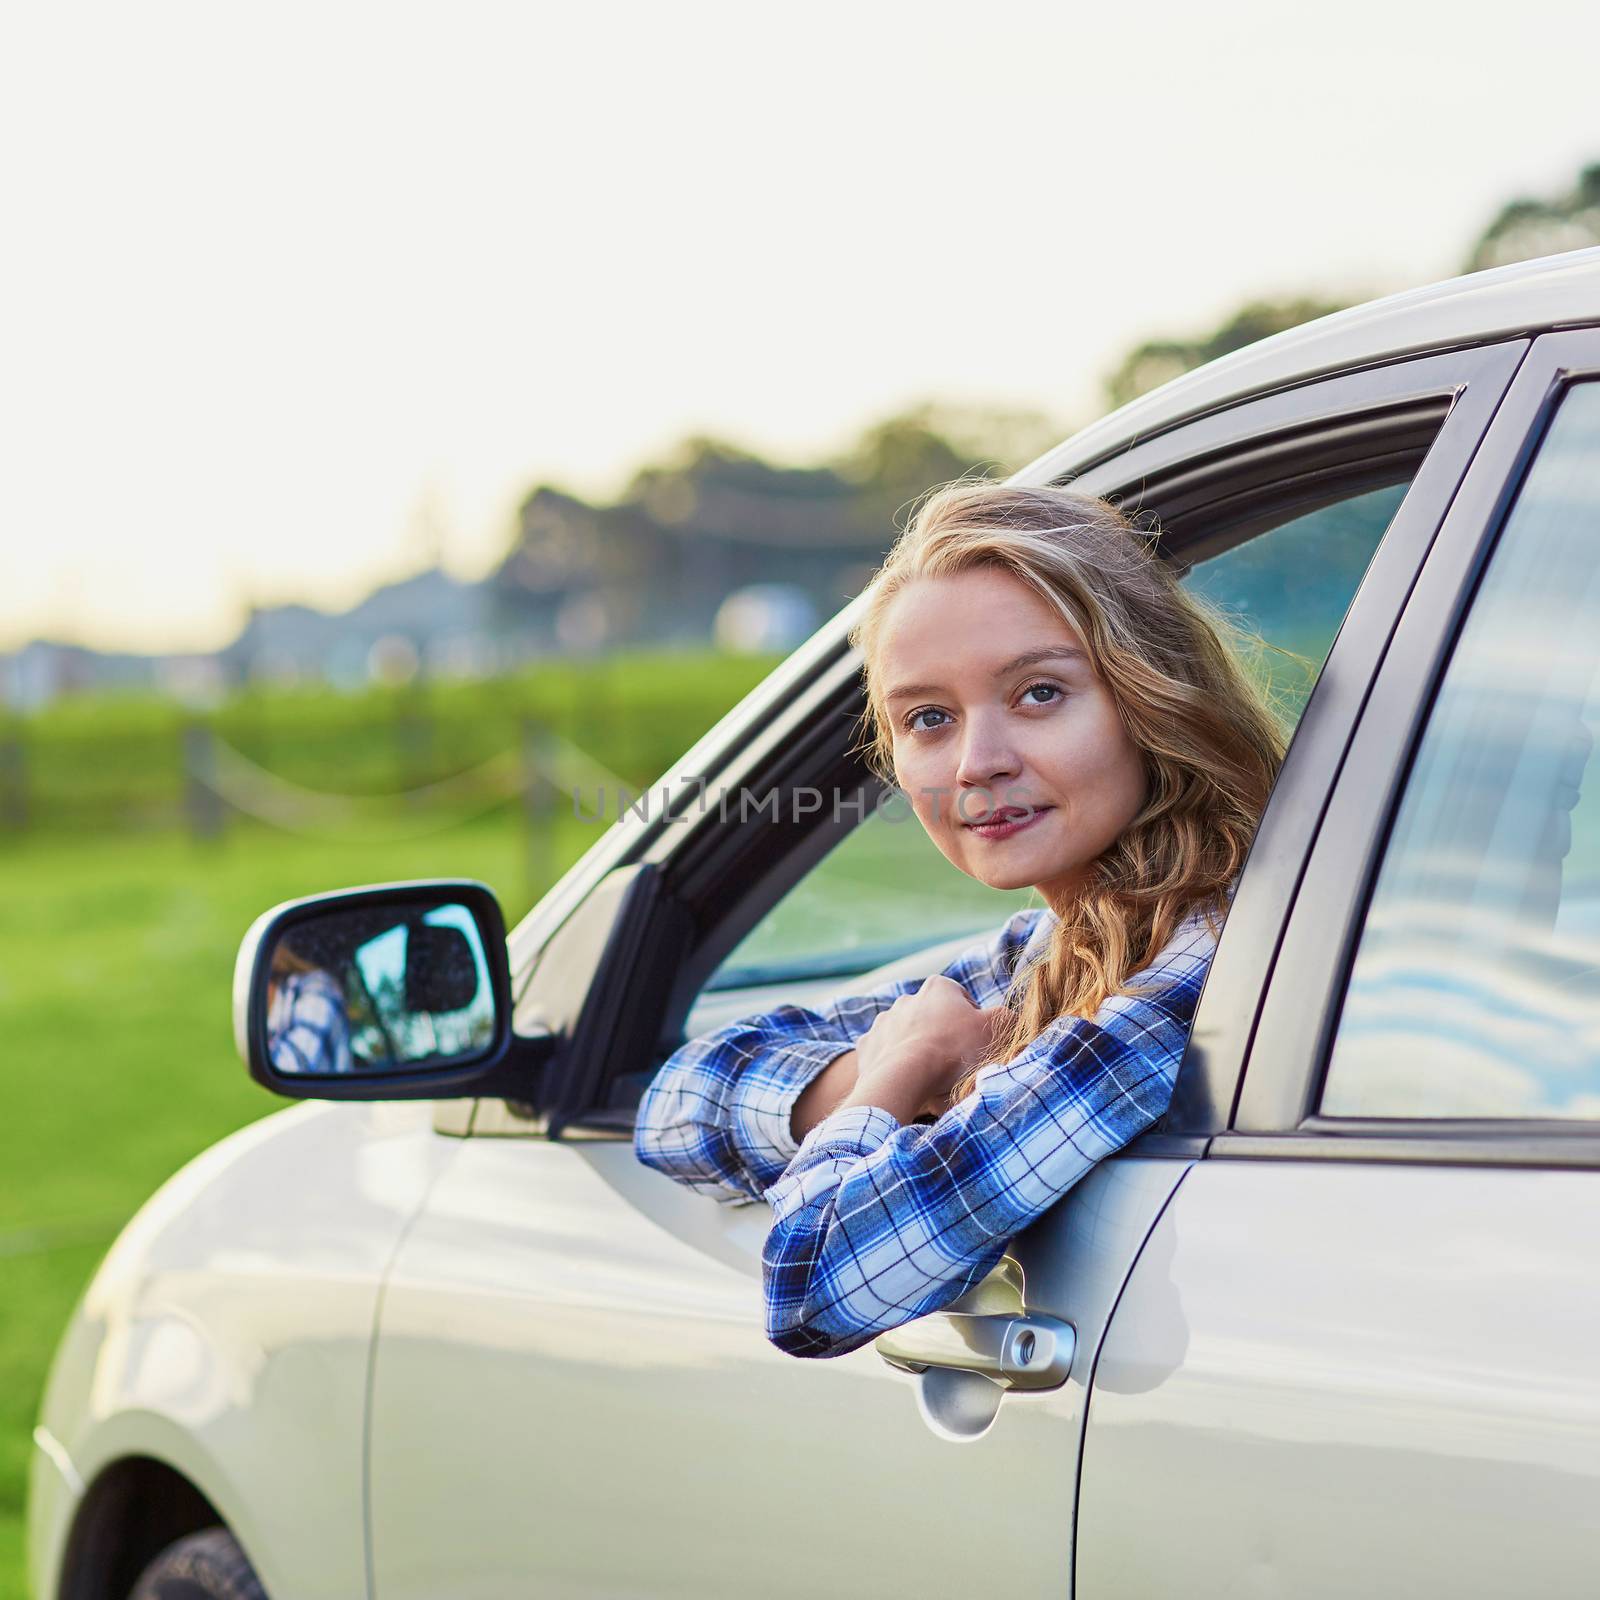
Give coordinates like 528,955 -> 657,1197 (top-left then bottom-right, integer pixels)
837,976 -> 1009,1126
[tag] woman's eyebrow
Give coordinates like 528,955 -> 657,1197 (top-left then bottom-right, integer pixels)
885,646 -> 1088,703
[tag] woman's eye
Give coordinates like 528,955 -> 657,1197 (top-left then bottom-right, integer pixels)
902,687 -> 1061,733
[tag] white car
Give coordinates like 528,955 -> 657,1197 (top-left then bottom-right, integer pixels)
30,248 -> 1600,1600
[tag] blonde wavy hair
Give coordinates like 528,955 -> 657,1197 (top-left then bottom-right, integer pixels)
848,480 -> 1293,1107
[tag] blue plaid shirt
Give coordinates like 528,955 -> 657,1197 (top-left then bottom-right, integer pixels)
635,901 -> 1222,1359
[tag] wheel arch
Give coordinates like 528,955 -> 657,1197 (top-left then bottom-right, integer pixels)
58,1454 -> 226,1600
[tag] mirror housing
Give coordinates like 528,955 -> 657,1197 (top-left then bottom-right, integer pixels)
233,879 -> 548,1101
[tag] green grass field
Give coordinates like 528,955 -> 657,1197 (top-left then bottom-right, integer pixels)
1,649 -> 786,837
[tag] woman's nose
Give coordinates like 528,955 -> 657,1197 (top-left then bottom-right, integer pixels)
954,714 -> 1022,793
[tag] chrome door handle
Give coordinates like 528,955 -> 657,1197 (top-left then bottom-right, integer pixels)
875,1311 -> 1075,1391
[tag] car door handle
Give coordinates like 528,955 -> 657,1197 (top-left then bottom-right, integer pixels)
875,1311 -> 1075,1391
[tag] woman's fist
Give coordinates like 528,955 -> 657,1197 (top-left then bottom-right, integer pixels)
843,976 -> 1010,1125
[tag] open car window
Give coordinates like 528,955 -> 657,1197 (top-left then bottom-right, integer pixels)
702,807 -> 1038,992
698,476 -> 1419,1005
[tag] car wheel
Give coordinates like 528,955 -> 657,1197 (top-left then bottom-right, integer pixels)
128,1527 -> 269,1600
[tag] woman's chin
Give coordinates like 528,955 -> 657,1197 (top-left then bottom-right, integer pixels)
958,838 -> 1086,896
963,857 -> 1043,893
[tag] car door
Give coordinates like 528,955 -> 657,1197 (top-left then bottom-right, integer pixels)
1076,331 -> 1600,1598
364,340 -> 1524,1599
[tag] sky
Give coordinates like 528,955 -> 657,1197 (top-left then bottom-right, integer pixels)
3,0 -> 1597,653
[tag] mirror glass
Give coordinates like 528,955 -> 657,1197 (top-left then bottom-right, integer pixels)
265,899 -> 496,1075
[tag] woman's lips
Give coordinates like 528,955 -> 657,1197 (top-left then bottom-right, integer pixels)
964,804 -> 1054,840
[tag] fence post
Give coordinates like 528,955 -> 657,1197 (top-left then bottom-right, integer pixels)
182,722 -> 225,842
520,716 -> 558,903
0,733 -> 26,833
396,691 -> 434,802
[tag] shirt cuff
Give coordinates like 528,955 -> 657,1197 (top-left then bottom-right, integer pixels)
728,1037 -> 858,1172
762,1103 -> 902,1212
792,1103 -> 902,1162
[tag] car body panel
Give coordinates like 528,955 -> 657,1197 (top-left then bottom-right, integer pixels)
1075,1159 -> 1600,1598
29,1099 -> 456,1600
367,1127 -> 1190,1598
1074,326 -> 1600,1597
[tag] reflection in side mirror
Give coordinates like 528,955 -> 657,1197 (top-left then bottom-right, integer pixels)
266,902 -> 494,1075
235,879 -> 531,1101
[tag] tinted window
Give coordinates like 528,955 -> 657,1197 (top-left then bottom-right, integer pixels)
1322,383 -> 1600,1119
1184,482 -> 1409,719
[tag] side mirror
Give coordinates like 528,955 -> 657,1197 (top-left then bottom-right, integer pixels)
233,879 -> 543,1101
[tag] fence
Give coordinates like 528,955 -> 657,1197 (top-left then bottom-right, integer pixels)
0,653 -> 782,865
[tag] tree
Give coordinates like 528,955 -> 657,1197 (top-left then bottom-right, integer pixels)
830,402 -> 1065,526
1102,296 -> 1351,410
1465,162 -> 1600,272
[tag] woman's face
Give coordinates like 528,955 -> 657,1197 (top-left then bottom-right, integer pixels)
877,567 -> 1150,912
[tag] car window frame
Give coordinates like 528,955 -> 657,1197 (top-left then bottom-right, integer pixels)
472,339 -> 1530,1141
1066,340 -> 1528,1141
1224,327 -> 1600,1168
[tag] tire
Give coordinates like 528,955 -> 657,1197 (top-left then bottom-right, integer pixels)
128,1527 -> 269,1600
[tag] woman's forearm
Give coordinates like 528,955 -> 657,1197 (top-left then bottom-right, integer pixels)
790,1049 -> 860,1142
836,1064 -> 932,1126
796,1047 -> 954,1135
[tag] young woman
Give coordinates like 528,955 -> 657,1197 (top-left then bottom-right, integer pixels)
634,481 -> 1288,1358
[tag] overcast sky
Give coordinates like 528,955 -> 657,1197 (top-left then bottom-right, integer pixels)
3,0 -> 1597,652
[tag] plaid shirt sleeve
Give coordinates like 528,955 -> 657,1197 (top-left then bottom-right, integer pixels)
759,910 -> 1219,1359
633,908 -> 1052,1205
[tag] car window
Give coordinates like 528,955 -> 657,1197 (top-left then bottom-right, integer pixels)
705,475 -> 1419,992
1182,480 -> 1411,718
702,807 -> 1038,989
1321,382 -> 1600,1119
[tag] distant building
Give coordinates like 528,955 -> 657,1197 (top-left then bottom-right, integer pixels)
0,639 -> 233,713
713,584 -> 818,652
492,449 -> 888,649
3,450 -> 898,709
218,567 -> 526,689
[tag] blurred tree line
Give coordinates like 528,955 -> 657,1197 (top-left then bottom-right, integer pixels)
493,404 -> 1074,650
1106,158 -> 1600,408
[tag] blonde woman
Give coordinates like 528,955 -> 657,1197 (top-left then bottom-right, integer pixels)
634,482 -> 1288,1358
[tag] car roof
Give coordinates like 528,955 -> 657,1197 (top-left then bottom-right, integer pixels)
1020,245 -> 1600,484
